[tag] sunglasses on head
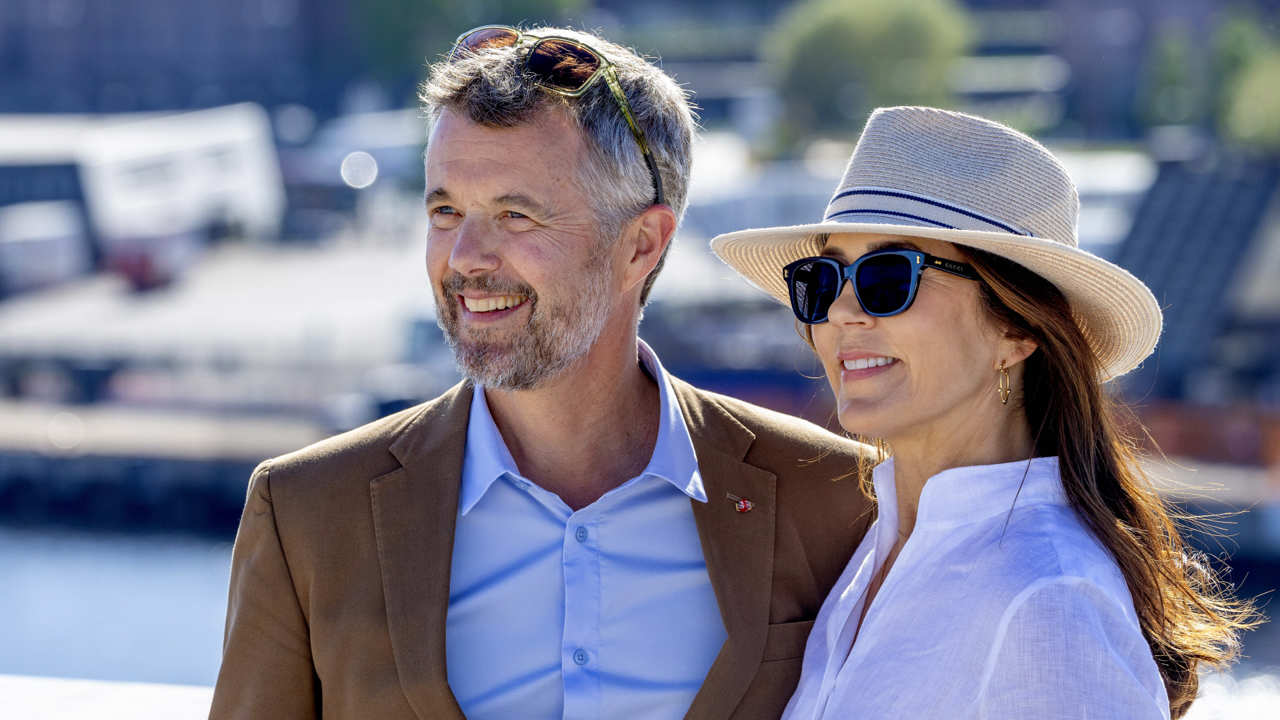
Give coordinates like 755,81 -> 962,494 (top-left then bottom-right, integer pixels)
783,249 -> 980,324
449,25 -> 665,207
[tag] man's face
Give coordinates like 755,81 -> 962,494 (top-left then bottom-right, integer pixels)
424,106 -> 618,390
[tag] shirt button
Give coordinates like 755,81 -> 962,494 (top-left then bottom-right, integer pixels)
572,648 -> 589,666
574,526 -> 588,543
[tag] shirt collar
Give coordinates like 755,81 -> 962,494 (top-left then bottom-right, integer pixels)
459,339 -> 705,516
872,455 -> 1065,530
458,379 -> 523,516
635,339 -> 706,503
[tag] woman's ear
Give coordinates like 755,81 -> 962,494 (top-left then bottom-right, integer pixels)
1000,331 -> 1038,369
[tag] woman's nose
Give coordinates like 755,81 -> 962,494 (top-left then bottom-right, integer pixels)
825,279 -> 873,326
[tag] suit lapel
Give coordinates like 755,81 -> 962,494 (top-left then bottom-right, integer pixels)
672,379 -> 778,720
371,381 -> 472,720
370,377 -> 778,719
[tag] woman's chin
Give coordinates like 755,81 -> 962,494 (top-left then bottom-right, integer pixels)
835,395 -> 892,428
834,411 -> 894,441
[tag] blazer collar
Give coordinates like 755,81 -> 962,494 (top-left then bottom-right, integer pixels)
372,380 -> 473,720
670,377 -> 779,720
370,377 -> 776,720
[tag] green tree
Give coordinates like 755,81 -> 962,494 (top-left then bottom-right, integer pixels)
1209,5 -> 1280,152
1222,48 -> 1280,151
763,0 -> 973,153
1210,6 -> 1272,122
1135,22 -> 1210,129
354,0 -> 587,89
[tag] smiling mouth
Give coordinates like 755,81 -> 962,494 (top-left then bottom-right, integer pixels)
462,294 -> 527,313
842,356 -> 898,371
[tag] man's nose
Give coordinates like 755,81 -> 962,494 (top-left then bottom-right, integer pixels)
448,218 -> 500,276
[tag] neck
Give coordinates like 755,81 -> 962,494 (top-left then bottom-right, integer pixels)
884,403 -> 1035,541
481,325 -> 660,511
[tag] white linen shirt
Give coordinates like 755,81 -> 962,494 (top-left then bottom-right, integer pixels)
783,457 -> 1171,720
445,341 -> 727,720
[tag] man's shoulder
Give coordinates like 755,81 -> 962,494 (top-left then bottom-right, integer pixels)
673,377 -> 875,551
674,378 -> 873,461
257,381 -> 470,491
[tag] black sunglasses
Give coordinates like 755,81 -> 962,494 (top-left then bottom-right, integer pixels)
783,249 -> 980,324
449,25 -> 665,207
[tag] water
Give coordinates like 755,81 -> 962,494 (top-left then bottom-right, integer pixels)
0,526 -> 1276,717
0,527 -> 231,685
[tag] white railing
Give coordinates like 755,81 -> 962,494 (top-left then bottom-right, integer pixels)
1,674 -> 212,720
3,669 -> 1276,719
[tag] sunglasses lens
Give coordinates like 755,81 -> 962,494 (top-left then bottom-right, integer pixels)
855,253 -> 913,315
527,38 -> 601,91
453,27 -> 520,58
789,259 -> 842,322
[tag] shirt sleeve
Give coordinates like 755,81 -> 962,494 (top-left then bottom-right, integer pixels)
209,461 -> 319,719
977,577 -> 1171,720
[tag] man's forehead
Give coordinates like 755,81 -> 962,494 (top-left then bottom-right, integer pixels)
427,104 -> 581,151
424,106 -> 585,201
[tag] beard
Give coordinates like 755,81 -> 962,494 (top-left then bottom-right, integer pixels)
434,252 -> 613,391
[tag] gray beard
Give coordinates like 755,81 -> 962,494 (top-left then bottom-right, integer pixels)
435,254 -> 612,391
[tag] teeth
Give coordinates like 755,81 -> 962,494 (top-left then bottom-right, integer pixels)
463,295 -> 525,313
843,356 -> 895,371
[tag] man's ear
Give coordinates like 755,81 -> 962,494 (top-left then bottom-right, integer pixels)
618,204 -> 677,294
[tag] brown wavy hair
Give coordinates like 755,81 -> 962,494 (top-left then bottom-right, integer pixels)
957,246 -> 1262,717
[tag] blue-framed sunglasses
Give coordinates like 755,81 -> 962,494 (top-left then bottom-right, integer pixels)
783,249 -> 980,324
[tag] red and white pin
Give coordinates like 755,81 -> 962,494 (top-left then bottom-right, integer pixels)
726,492 -> 754,513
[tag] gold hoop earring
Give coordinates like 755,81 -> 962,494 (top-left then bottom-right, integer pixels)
997,360 -> 1011,405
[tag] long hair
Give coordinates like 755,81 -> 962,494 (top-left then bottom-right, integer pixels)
959,247 -> 1261,717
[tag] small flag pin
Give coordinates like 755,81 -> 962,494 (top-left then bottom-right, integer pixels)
726,492 -> 754,513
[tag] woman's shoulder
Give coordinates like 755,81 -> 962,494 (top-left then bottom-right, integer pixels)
973,573 -> 1170,718
967,502 -> 1137,618
970,509 -> 1168,715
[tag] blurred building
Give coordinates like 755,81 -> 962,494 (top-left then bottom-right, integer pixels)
0,0 -> 360,118
0,105 -> 285,297
3,0 -> 1278,139
1116,155 -> 1280,410
599,0 -> 1280,141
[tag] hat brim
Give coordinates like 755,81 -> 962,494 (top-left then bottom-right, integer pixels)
710,221 -> 1162,381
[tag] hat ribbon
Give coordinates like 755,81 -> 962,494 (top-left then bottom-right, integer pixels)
823,186 -> 1034,236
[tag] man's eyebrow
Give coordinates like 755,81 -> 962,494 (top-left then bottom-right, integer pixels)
424,189 -> 552,216
494,193 -> 552,216
425,187 -> 450,206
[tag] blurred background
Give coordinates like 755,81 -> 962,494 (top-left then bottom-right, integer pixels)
0,0 -> 1278,715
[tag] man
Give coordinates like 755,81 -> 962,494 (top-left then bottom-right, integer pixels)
211,25 -> 872,720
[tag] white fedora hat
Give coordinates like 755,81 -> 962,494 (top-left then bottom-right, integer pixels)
710,106 -> 1162,381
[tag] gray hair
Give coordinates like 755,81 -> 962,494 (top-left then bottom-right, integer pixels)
419,26 -> 696,305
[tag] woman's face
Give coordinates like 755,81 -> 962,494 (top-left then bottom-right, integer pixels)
809,233 -> 1027,446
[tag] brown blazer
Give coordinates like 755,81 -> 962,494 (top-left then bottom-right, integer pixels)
210,377 -> 874,720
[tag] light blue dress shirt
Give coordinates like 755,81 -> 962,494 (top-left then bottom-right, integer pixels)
445,341 -> 728,720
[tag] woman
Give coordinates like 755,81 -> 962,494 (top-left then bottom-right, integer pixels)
710,106 -> 1258,719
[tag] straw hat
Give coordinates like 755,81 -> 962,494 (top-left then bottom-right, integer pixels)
710,106 -> 1161,380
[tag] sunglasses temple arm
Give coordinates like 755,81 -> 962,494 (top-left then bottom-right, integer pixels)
603,70 -> 665,206
601,71 -> 647,152
642,152 -> 666,206
932,258 -> 980,280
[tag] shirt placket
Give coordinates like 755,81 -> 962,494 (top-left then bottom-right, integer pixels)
822,529 -> 928,720
561,506 -> 602,719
